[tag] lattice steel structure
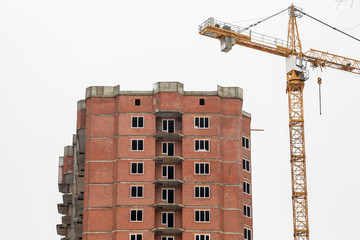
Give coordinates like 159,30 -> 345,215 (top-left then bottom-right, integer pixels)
287,70 -> 309,240
198,4 -> 360,240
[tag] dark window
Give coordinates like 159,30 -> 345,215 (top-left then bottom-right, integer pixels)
195,186 -> 210,198
244,205 -> 251,217
135,99 -> 140,106
132,117 -> 144,128
243,182 -> 251,194
162,165 -> 175,179
161,237 -> 175,240
130,234 -> 142,240
242,136 -> 250,149
162,189 -> 175,203
131,162 -> 144,174
194,210 -> 210,222
131,186 -> 143,198
130,209 -> 143,222
243,159 -> 250,172
195,234 -> 210,240
162,120 -> 175,133
132,140 -> 144,151
162,142 -> 175,156
195,140 -> 209,151
244,228 -> 252,240
161,212 -> 174,227
195,163 -> 210,175
199,98 -> 205,105
194,117 -> 209,129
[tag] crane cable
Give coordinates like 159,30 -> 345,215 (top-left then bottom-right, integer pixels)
240,8 -> 288,33
297,9 -> 360,43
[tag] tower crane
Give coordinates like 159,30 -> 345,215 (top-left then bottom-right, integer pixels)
199,5 -> 360,240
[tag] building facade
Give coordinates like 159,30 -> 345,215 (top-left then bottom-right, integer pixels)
57,82 -> 253,240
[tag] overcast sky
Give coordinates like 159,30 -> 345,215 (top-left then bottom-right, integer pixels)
0,0 -> 359,239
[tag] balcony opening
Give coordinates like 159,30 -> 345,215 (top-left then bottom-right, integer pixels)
161,212 -> 175,227
162,142 -> 175,156
162,165 -> 175,179
162,188 -> 175,203
162,120 -> 175,133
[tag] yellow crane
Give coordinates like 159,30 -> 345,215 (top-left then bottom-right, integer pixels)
199,5 -> 360,240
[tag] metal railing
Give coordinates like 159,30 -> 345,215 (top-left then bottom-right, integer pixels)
199,17 -> 288,49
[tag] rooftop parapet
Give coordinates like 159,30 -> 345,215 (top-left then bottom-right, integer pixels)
217,85 -> 243,99
85,82 -> 243,99
86,85 -> 120,98
64,146 -> 73,157
77,100 -> 86,111
153,82 -> 184,94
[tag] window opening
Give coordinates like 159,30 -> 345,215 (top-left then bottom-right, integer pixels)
194,117 -> 209,129
199,99 -> 205,105
195,234 -> 210,240
162,142 -> 175,156
162,119 -> 175,133
162,237 -> 175,240
162,188 -> 175,203
131,162 -> 144,174
244,205 -> 251,217
135,99 -> 141,106
132,117 -> 144,128
130,209 -> 143,222
130,234 -> 143,240
195,140 -> 209,151
242,137 -> 250,149
162,165 -> 175,179
244,228 -> 252,240
243,182 -> 251,194
195,186 -> 210,198
242,159 -> 250,172
195,162 -> 210,175
195,210 -> 210,222
132,139 -> 144,151
131,186 -> 143,198
161,212 -> 175,227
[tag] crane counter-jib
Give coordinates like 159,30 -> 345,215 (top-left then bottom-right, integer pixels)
199,17 -> 291,57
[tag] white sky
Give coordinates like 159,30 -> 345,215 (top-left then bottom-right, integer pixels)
0,0 -> 359,239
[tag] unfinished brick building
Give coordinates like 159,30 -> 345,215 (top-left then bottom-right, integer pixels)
57,82 -> 253,240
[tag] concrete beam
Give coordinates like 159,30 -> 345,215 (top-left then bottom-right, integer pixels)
242,110 -> 252,118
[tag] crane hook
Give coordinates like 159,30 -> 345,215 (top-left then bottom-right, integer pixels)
318,77 -> 322,115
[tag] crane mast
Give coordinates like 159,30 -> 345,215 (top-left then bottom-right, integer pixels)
198,4 -> 360,240
286,5 -> 309,240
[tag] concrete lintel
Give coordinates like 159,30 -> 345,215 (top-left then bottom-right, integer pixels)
155,110 -> 183,118
242,110 -> 251,118
217,85 -> 243,99
77,100 -> 86,111
64,146 -> 73,156
86,85 -> 120,99
153,82 -> 184,94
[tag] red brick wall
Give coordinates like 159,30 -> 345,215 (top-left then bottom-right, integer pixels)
82,91 -> 252,240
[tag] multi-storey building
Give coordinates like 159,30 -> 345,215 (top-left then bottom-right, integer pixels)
57,82 -> 253,240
